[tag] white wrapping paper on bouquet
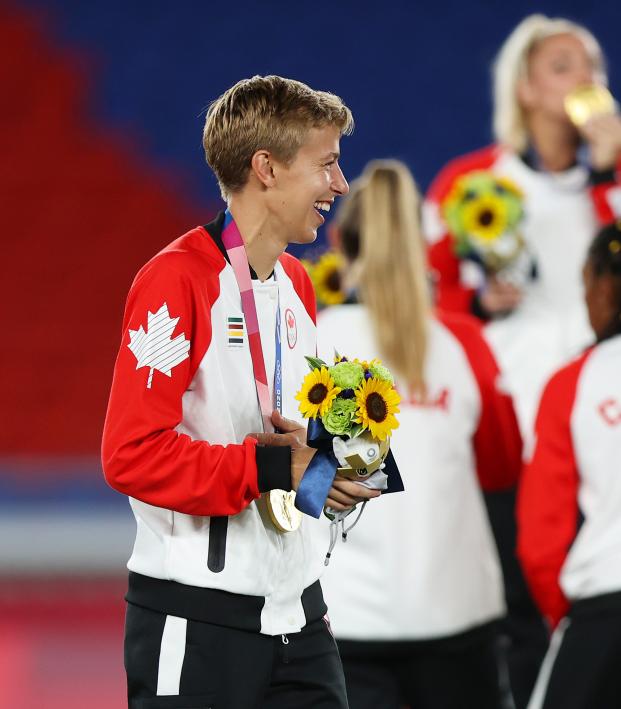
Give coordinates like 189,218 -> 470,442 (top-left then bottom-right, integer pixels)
323,432 -> 390,565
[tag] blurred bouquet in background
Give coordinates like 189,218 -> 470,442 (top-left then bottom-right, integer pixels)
441,171 -> 534,284
302,251 -> 347,308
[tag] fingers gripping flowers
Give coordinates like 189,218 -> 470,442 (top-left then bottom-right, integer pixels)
296,355 -> 400,441
294,354 -> 404,565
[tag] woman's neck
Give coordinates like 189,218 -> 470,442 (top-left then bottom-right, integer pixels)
525,114 -> 580,172
228,199 -> 287,282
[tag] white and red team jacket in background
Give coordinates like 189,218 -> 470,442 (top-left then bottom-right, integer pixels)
517,334 -> 621,629
102,212 -> 324,636
314,305 -> 522,640
423,145 -> 621,445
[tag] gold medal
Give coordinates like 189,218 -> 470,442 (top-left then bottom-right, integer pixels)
266,489 -> 302,532
565,84 -> 615,126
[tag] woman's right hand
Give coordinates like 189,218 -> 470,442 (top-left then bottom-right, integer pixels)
479,276 -> 522,316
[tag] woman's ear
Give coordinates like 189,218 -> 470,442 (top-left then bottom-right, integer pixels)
516,76 -> 535,110
250,150 -> 276,188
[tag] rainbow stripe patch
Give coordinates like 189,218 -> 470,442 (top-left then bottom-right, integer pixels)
227,316 -> 245,347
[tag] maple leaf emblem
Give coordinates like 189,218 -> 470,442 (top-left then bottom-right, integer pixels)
127,303 -> 190,389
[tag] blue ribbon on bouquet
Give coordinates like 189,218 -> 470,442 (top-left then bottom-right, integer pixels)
294,418 -> 405,519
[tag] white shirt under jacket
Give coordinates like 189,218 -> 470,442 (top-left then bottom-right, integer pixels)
313,304 -> 522,640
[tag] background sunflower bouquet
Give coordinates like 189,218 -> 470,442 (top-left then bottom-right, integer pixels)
441,170 -> 532,281
301,250 -> 347,308
293,354 -> 404,563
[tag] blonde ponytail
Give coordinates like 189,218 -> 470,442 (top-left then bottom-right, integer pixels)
335,159 -> 430,394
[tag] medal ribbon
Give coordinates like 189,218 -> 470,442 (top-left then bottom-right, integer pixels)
222,210 -> 281,432
222,210 -> 343,519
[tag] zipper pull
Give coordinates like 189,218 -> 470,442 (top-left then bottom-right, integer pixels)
281,633 -> 290,663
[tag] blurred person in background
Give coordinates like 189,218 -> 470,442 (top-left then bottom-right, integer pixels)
517,222 -> 621,709
424,16 -> 621,705
315,159 -> 522,709
101,75 -> 380,709
424,13 -> 621,443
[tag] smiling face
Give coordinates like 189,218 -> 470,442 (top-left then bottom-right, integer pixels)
519,33 -> 597,124
267,125 -> 349,245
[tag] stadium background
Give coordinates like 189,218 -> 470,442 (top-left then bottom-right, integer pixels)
1,1 -> 620,705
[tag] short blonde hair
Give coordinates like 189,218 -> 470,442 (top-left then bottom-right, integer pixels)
493,14 -> 606,153
203,75 -> 353,199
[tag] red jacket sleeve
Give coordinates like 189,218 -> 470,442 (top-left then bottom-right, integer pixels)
517,353 -> 590,628
589,161 -> 621,223
101,254 -> 283,517
424,146 -> 500,314
440,311 -> 522,490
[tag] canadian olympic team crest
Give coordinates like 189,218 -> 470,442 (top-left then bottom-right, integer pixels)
285,308 -> 297,349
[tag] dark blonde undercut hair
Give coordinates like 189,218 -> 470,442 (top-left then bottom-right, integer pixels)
335,160 -> 431,395
203,75 -> 354,199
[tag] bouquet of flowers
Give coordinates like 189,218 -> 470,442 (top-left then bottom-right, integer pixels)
441,171 -> 532,282
301,250 -> 347,308
296,354 -> 400,441
294,355 -> 404,563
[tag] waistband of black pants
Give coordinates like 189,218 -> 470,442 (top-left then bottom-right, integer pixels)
126,571 -> 327,633
335,619 -> 501,660
569,589 -> 621,619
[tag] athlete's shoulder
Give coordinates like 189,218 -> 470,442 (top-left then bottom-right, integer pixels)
435,309 -> 485,346
426,144 -> 503,203
135,226 -> 227,289
539,348 -> 595,412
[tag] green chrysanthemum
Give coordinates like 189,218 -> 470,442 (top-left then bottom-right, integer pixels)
329,361 -> 364,390
369,363 -> 394,384
322,398 -> 358,436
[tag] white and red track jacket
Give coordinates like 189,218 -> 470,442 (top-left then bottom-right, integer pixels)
102,212 -> 325,636
424,146 -> 621,446
314,305 -> 522,640
517,334 -> 621,629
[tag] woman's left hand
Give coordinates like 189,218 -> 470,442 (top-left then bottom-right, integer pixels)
581,113 -> 621,171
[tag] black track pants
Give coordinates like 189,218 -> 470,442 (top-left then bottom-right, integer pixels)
528,591 -> 621,709
337,621 -> 503,709
124,602 -> 349,709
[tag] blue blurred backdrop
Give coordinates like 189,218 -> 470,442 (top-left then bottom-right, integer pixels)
2,2 -> 620,705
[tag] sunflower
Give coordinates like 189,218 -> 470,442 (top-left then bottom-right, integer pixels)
354,378 -> 401,441
295,367 -> 341,419
353,357 -> 381,371
462,194 -> 508,244
309,252 -> 346,306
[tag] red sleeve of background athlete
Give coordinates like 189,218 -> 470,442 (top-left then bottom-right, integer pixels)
101,252 -> 263,517
439,311 -> 522,490
517,353 -> 590,628
590,158 -> 621,222
425,146 -> 499,313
